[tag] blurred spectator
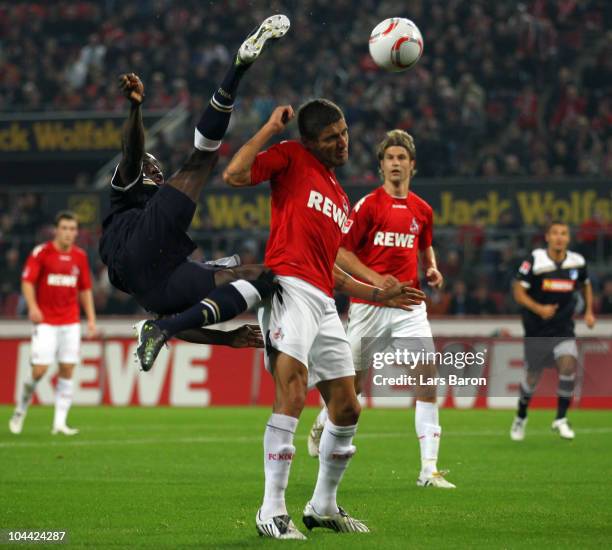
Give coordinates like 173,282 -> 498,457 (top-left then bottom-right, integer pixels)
0,248 -> 21,304
599,279 -> 612,315
467,284 -> 499,315
448,281 -> 469,315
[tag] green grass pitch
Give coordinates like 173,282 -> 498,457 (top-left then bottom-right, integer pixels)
1,406 -> 611,549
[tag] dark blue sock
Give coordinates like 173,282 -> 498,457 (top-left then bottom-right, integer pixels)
517,381 -> 533,419
155,281 -> 259,338
194,58 -> 248,150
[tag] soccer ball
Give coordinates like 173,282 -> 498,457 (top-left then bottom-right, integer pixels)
369,18 -> 423,72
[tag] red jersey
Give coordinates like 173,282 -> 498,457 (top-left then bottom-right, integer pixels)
342,186 -> 433,305
251,140 -> 351,296
21,241 -> 92,325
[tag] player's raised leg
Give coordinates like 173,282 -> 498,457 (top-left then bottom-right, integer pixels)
132,16 -> 290,372
256,352 -> 307,540
173,13 -> 291,201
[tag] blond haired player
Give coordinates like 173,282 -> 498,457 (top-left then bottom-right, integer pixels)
9,211 -> 97,435
308,129 -> 455,488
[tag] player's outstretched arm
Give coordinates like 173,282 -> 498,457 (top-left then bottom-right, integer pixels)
175,324 -> 263,348
223,105 -> 294,187
333,264 -> 425,309
117,73 -> 145,184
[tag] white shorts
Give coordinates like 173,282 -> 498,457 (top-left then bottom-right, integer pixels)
347,301 -> 434,371
257,276 -> 355,387
30,323 -> 81,366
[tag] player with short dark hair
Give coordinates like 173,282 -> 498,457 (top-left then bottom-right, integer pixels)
10,211 -> 97,436
98,16 -> 290,370
511,221 -> 596,440
224,102 -> 424,538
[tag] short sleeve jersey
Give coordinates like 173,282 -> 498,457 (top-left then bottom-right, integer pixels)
515,248 -> 589,337
22,241 -> 92,325
250,140 -> 351,297
342,186 -> 433,305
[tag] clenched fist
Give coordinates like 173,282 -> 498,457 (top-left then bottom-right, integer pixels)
118,73 -> 144,105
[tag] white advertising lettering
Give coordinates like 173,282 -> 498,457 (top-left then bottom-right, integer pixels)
373,231 -> 416,248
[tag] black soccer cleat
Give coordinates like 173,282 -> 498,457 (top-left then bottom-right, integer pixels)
134,320 -> 168,372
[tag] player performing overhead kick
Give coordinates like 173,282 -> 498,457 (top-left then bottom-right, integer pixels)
224,101 -> 425,538
307,129 -> 455,488
511,221 -> 595,441
98,16 -> 290,370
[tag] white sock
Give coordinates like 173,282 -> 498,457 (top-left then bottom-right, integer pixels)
16,377 -> 39,414
53,377 -> 74,429
261,413 -> 298,518
316,406 -> 328,426
415,400 -> 441,477
311,420 -> 357,516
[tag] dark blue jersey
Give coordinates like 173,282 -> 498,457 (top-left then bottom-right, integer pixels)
516,248 -> 589,337
99,164 -> 196,295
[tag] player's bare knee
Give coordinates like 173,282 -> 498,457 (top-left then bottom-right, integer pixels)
59,364 -> 75,379
330,396 -> 361,425
31,365 -> 48,381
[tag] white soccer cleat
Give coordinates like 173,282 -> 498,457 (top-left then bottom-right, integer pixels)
237,15 -> 290,65
255,509 -> 307,540
51,425 -> 79,436
302,501 -> 369,533
416,470 -> 456,489
307,416 -> 324,457
9,411 -> 25,434
552,418 -> 575,440
510,416 -> 527,441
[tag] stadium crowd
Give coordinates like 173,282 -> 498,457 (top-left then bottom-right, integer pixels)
1,0 -> 611,316
1,0 -> 610,179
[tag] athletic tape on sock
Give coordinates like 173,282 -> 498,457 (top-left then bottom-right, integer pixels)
230,280 -> 262,310
194,128 -> 222,151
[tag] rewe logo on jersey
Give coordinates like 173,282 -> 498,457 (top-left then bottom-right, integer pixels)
373,231 -> 416,248
47,274 -> 77,287
306,190 -> 348,230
